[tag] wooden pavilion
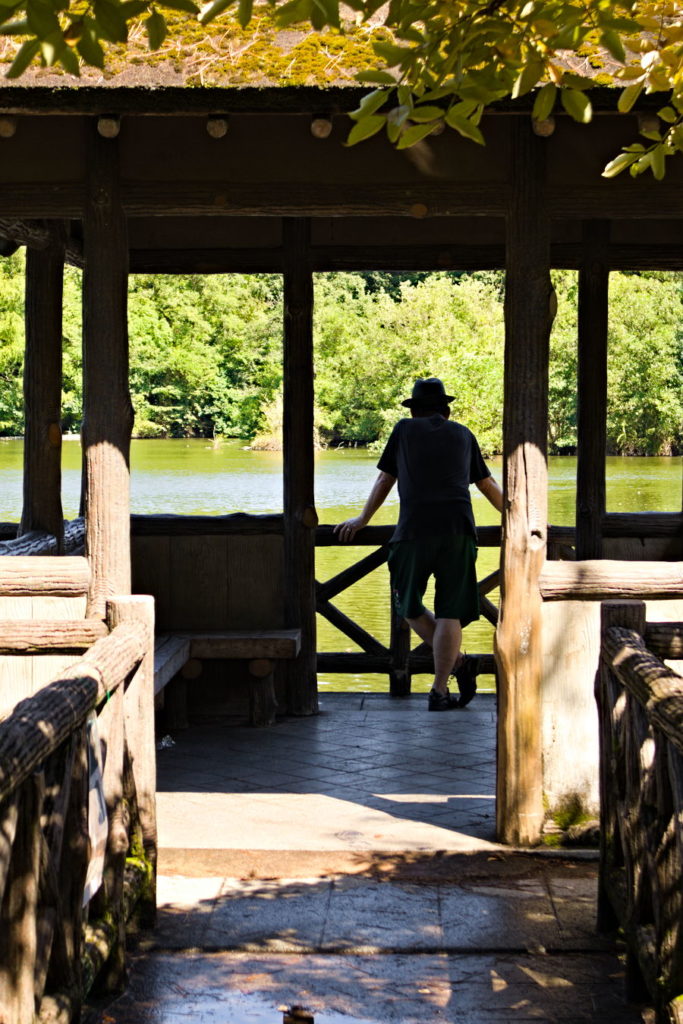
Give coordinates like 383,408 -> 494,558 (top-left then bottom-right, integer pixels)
0,82 -> 682,852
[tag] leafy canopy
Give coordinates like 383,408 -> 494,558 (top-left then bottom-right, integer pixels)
1,0 -> 682,176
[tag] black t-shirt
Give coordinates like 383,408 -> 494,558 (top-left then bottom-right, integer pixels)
377,415 -> 490,541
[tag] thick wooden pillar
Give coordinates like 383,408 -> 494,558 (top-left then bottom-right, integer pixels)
282,218 -> 318,715
19,236 -> 65,548
82,127 -> 133,619
496,123 -> 555,846
576,221 -> 610,559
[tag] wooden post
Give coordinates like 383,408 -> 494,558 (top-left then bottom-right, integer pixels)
496,122 -> 555,846
282,218 -> 318,716
108,595 -> 157,926
20,235 -> 65,549
82,125 -> 134,619
576,220 -> 610,559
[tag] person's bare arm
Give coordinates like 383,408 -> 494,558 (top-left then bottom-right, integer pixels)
476,476 -> 504,514
334,471 -> 397,543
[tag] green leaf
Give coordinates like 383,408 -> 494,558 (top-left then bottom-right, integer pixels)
77,20 -> 105,65
657,106 -> 677,124
355,70 -> 396,86
345,114 -> 386,146
237,0 -> 251,25
349,88 -> 389,121
373,40 -> 411,67
532,82 -> 556,122
198,0 -> 233,25
59,40 -> 79,73
119,0 -> 148,14
600,29 -> 625,63
601,151 -> 637,178
6,37 -> 40,76
312,0 -> 338,28
146,8 -> 166,48
640,128 -> 661,142
651,144 -> 666,180
386,119 -> 401,143
94,0 -> 128,41
27,0 -> 60,37
512,61 -> 542,99
561,88 -> 592,124
618,81 -> 643,114
156,0 -> 198,11
410,105 -> 444,123
444,110 -> 485,145
396,121 -> 435,149
560,72 -> 593,91
0,17 -> 29,33
41,30 -> 64,64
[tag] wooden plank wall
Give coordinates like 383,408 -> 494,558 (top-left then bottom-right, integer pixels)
131,533 -> 285,631
0,595 -> 87,715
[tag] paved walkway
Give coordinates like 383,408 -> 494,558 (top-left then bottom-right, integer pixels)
93,694 -> 649,1023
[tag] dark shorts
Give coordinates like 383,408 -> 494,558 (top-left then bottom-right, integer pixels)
387,533 -> 479,625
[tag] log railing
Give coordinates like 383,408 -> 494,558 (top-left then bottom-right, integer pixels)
0,518 -> 84,557
0,595 -> 156,1024
597,600 -> 683,1022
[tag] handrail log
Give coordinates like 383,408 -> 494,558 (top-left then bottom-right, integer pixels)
602,625 -> 683,757
0,619 -> 109,653
0,556 -> 90,597
644,622 -> 683,661
0,622 -> 145,804
540,560 -> 683,601
0,518 -> 84,557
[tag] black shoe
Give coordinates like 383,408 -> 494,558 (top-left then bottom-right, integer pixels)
453,655 -> 479,708
428,687 -> 459,712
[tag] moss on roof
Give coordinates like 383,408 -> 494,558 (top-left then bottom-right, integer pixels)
0,6 -> 389,88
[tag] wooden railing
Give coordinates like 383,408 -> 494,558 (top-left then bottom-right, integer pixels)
0,518 -> 84,557
0,595 -> 156,1024
597,600 -> 683,1023
315,522 -> 581,694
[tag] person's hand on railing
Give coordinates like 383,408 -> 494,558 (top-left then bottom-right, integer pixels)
334,516 -> 368,543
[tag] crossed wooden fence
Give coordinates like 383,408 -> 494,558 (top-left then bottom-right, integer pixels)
315,523 -> 575,694
597,600 -> 683,1023
0,534 -> 156,1024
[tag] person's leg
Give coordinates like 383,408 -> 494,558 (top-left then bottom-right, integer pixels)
433,617 -> 462,693
409,606 -> 466,688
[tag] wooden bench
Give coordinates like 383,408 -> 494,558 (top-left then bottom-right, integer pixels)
154,629 -> 301,726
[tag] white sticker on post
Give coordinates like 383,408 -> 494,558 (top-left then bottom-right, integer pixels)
83,710 -> 108,907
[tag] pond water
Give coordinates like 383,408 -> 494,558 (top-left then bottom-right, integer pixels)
1,438 -> 681,694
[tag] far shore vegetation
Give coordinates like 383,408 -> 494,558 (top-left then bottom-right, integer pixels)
0,255 -> 681,457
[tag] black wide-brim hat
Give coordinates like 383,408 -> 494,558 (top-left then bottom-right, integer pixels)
401,377 -> 454,408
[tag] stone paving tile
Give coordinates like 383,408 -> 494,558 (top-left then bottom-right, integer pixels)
101,950 -> 644,1023
321,877 -> 442,952
439,885 -> 563,952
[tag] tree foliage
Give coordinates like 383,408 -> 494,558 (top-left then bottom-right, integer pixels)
1,0 -> 681,177
0,253 -> 681,454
